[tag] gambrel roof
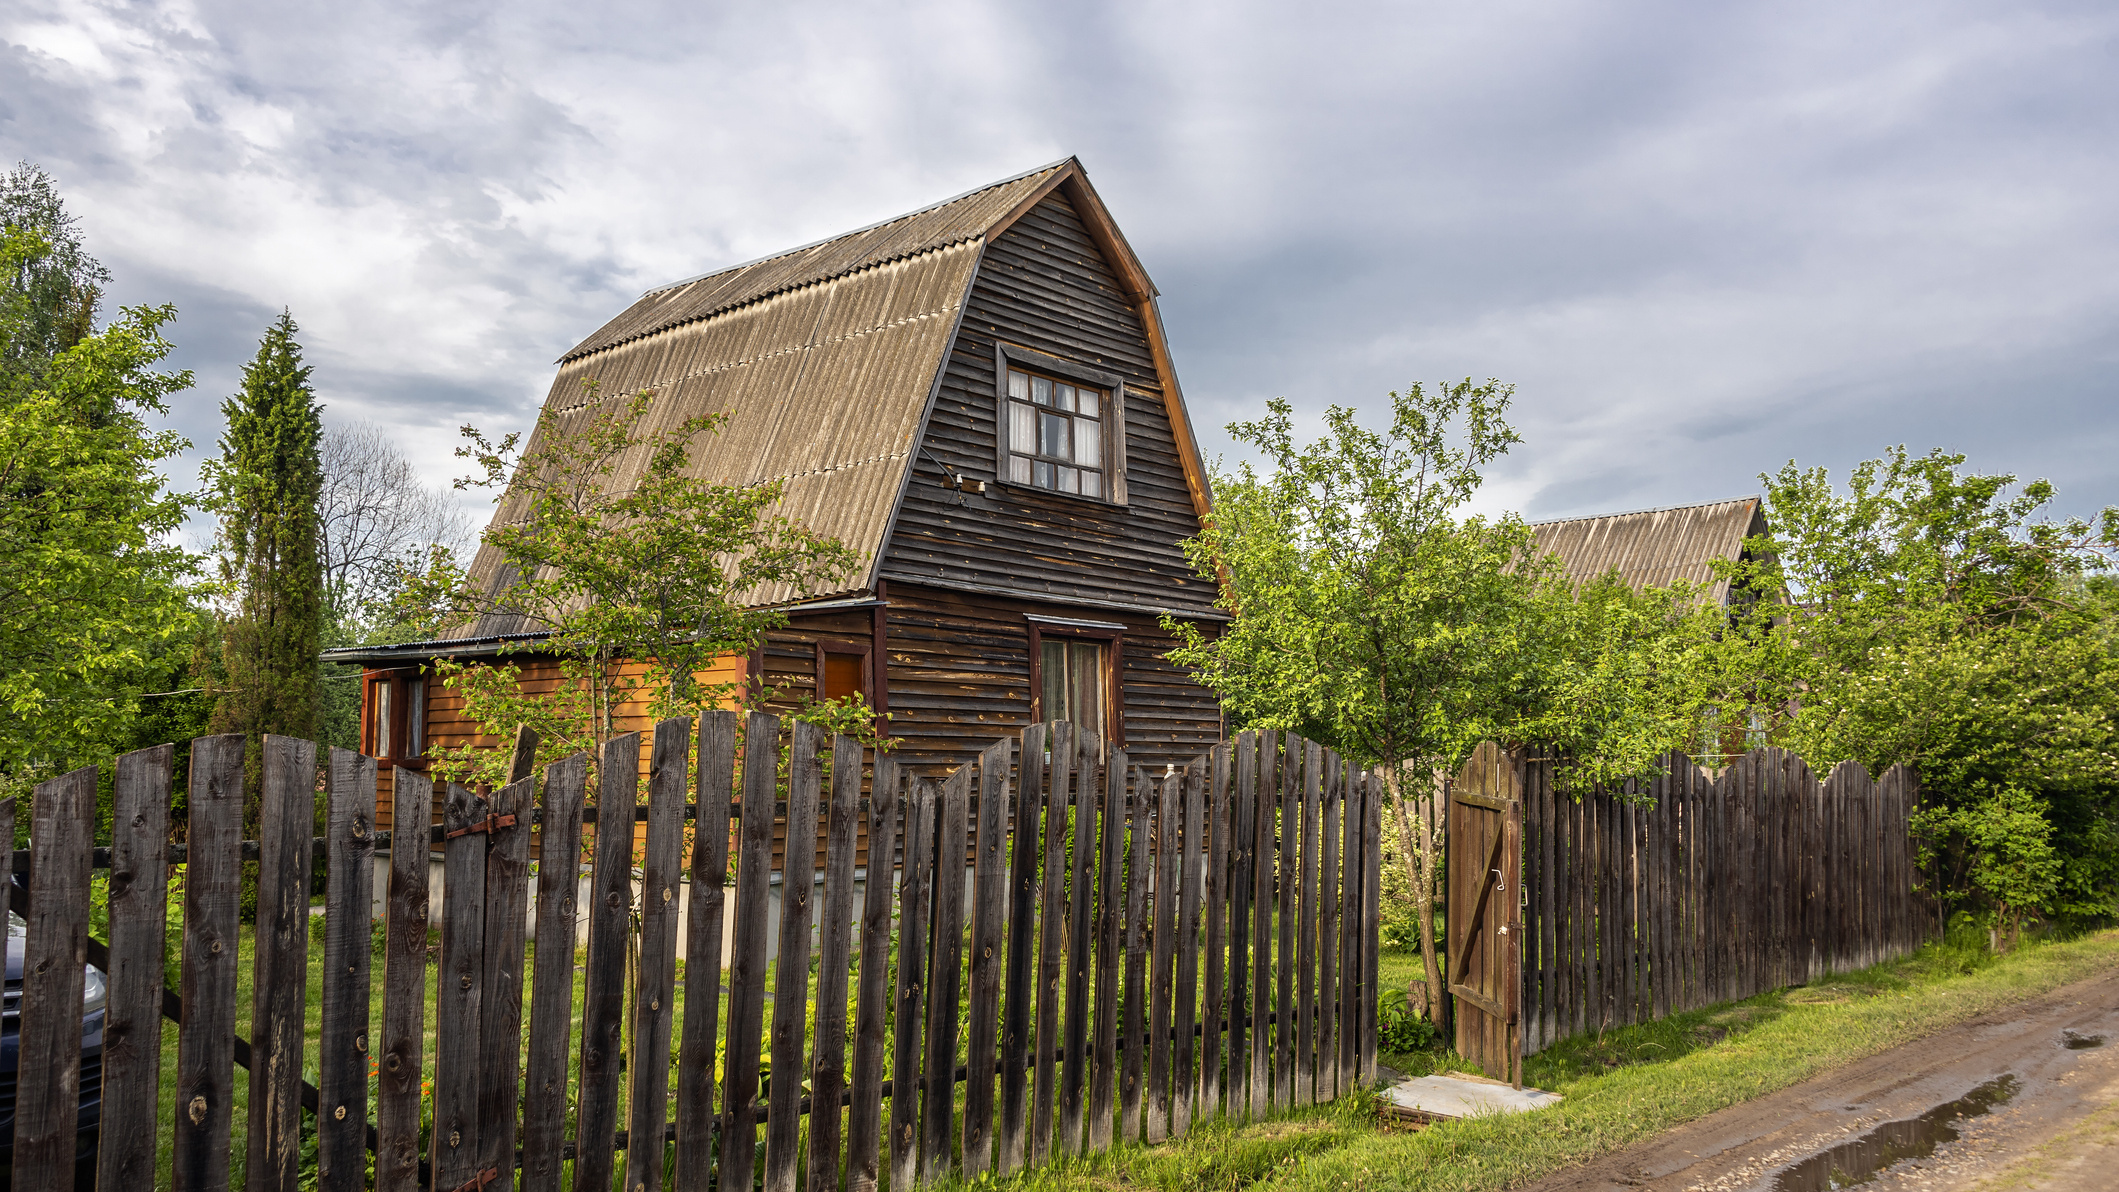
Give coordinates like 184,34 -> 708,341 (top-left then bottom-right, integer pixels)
456,158 -> 1211,638
1529,496 -> 1767,604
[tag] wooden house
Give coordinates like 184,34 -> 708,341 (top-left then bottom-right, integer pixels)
325,158 -> 1226,838
1529,496 -> 1769,603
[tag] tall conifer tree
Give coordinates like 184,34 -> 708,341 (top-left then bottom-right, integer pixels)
210,312 -> 323,743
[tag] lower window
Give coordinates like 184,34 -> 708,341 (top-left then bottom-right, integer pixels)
1039,639 -> 1107,740
367,671 -> 426,761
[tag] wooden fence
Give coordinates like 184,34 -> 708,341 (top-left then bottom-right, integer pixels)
1508,745 -> 1930,1055
11,717 -> 1380,1190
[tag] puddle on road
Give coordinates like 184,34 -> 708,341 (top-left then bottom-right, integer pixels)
1771,1075 -> 2019,1192
2061,1030 -> 2105,1050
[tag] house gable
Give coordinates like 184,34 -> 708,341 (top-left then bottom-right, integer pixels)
879,187 -> 1217,618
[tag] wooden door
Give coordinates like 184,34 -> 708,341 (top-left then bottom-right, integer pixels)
1448,742 -> 1523,1086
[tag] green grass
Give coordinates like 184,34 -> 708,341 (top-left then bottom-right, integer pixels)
935,927 -> 2119,1192
127,896 -> 2118,1192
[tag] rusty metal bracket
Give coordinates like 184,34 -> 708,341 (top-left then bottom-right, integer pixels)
445,813 -> 518,840
449,1167 -> 501,1192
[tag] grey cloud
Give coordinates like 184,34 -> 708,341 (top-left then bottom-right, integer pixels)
2,0 -> 2113,536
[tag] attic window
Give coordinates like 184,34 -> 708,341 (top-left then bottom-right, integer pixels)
1006,368 -> 1107,497
993,344 -> 1127,503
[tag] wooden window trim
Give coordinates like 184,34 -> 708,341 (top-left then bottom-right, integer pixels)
362,671 -> 383,757
871,580 -> 891,733
813,639 -> 875,702
992,341 -> 1130,507
363,667 -> 429,769
1025,617 -> 1126,746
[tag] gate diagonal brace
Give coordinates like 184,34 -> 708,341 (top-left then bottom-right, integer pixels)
445,813 -> 519,840
1451,827 -> 1509,985
451,1168 -> 501,1192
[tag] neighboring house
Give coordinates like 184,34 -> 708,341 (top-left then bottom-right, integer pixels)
1529,496 -> 1770,604
324,157 -> 1226,838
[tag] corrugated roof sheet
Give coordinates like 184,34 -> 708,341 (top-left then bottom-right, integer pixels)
461,237 -> 983,632
562,161 -> 1066,361
1529,497 -> 1765,603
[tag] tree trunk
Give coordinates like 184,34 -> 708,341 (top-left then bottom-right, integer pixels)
1387,768 -> 1445,1024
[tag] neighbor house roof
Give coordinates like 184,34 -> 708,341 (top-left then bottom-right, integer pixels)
1529,496 -> 1767,604
451,156 -> 1209,640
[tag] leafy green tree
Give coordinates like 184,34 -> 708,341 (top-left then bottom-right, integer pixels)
401,383 -> 864,790
1167,382 -> 1718,1019
0,221 -> 200,781
1,162 -> 110,377
206,312 -> 325,744
1719,448 -> 2119,934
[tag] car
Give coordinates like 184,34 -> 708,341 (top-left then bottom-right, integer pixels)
0,904 -> 106,1189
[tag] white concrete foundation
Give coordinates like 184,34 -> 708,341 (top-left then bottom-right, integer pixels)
1383,1073 -> 1562,1119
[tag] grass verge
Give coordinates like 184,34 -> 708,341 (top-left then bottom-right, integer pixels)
950,928 -> 2119,1192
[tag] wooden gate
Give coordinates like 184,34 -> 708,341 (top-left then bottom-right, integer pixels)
1447,742 -> 1522,1085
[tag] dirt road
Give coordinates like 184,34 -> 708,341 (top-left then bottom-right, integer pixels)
1518,965 -> 2119,1192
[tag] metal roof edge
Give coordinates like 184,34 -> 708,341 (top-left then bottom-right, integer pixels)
640,157 -> 1075,298
1527,494 -> 1763,528
320,631 -> 556,667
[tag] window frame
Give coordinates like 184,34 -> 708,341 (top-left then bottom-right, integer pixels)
364,667 -> 428,765
992,342 -> 1129,506
813,639 -> 874,704
1025,615 -> 1125,745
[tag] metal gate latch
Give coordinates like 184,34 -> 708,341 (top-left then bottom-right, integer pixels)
446,814 -> 519,840
451,1168 -> 501,1192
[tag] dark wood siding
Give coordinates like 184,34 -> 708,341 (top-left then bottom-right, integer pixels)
880,191 -> 1214,618
879,582 -> 1220,780
756,609 -> 879,709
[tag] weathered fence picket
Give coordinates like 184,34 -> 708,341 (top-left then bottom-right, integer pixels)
1462,746 -> 1931,1062
522,753 -> 585,1192
628,718 -> 689,1192
21,766 -> 93,1191
102,745 -> 173,1191
175,733 -> 243,1192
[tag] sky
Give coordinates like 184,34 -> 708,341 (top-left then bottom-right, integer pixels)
5,0 -> 2116,528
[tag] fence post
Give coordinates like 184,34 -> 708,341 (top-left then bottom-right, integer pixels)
433,783 -> 490,1192
627,718 -> 691,1192
522,754 -> 587,1192
101,745 -> 175,1191
317,749 -> 377,1192
18,766 -> 94,1190
725,714 -> 781,1192
846,753 -> 903,1192
1089,744 -> 1128,1151
888,777 -> 936,1191
1119,764 -> 1150,1142
1061,733 -> 1102,1155
809,731 -> 871,1191
574,733 -> 641,1192
174,734 -> 245,1192
998,724 -> 1046,1175
674,711 -> 739,1191
918,761 -> 972,1181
